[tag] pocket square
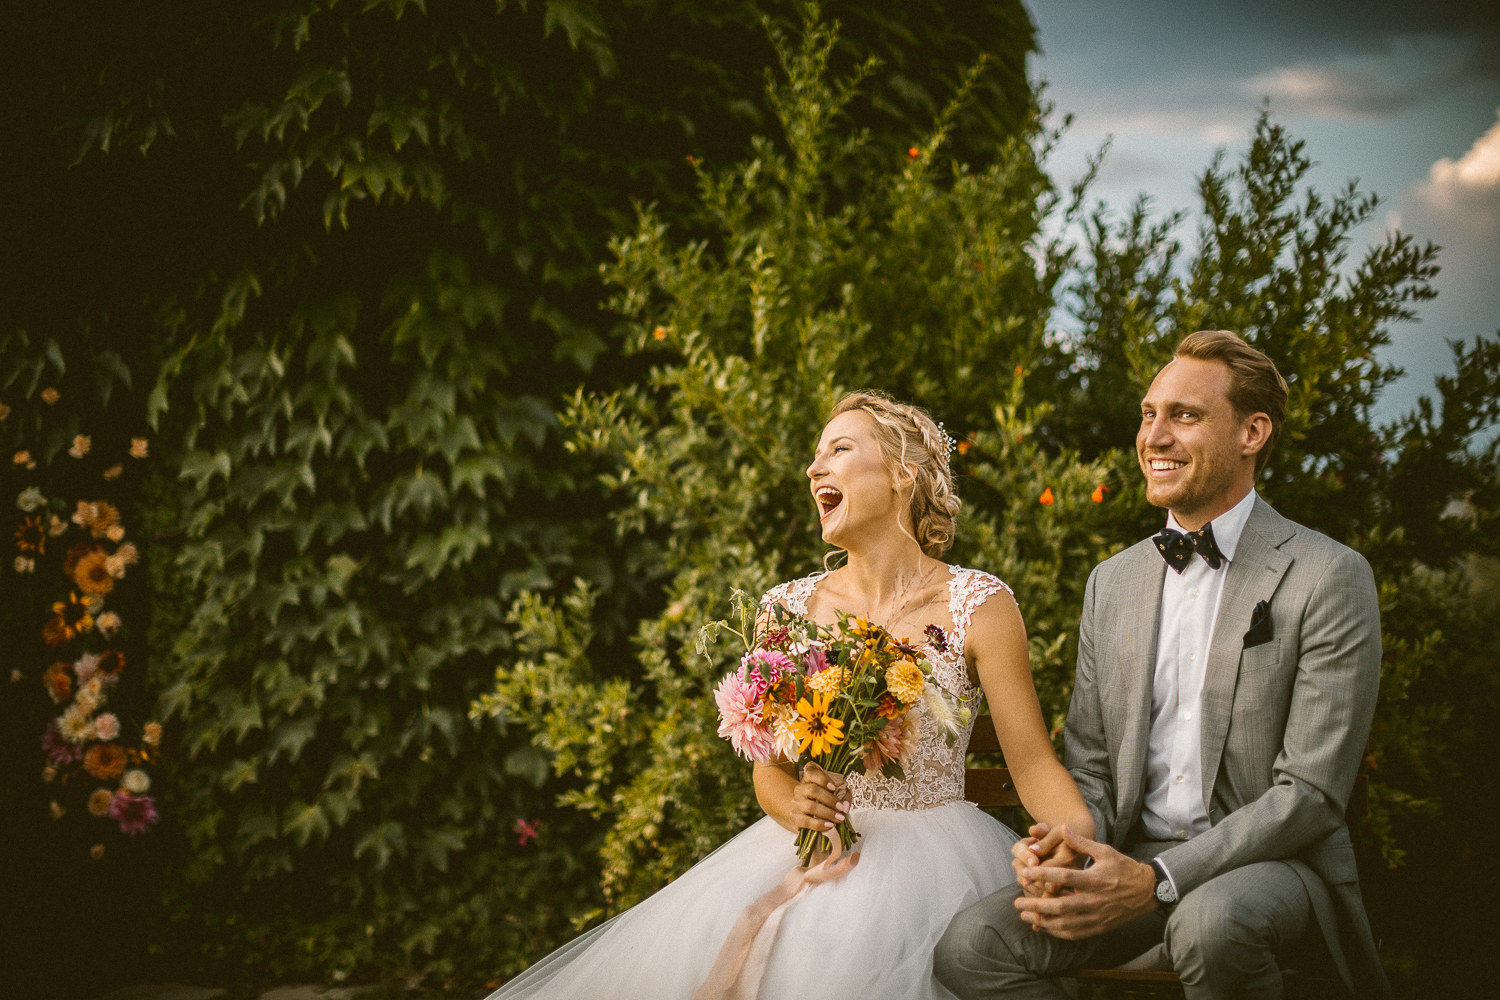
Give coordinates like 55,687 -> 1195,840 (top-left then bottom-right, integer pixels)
1243,600 -> 1273,649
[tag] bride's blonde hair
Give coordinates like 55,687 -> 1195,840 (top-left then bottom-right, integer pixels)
827,390 -> 961,557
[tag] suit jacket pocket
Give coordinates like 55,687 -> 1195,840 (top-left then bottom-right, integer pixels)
1238,638 -> 1282,674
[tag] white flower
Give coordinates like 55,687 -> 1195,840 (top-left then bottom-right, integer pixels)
95,613 -> 122,638
68,434 -> 91,459
93,712 -> 120,741
769,704 -> 800,759
74,687 -> 100,715
16,487 -> 45,512
105,543 -> 139,579
47,514 -> 67,536
13,556 -> 34,573
59,705 -> 95,743
74,652 -> 102,682
130,437 -> 148,459
121,769 -> 150,794
105,524 -> 125,542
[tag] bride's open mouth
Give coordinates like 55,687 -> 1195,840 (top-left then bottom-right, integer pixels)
815,486 -> 843,519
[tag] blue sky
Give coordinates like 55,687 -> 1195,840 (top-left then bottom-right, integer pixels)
1026,0 -> 1500,423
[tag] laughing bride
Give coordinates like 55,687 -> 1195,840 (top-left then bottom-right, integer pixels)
487,390 -> 1094,999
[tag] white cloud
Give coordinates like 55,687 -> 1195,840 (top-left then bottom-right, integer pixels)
1414,109 -> 1500,215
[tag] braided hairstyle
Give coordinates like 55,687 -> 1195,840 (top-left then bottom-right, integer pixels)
828,390 -> 960,557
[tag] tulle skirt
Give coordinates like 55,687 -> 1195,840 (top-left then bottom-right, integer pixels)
487,801 -> 1020,1000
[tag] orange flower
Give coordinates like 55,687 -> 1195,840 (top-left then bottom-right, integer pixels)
45,592 -> 94,647
96,649 -> 126,678
1039,488 -> 1055,506
956,441 -> 970,455
103,464 -> 124,480
84,744 -> 127,780
72,548 -> 115,597
14,516 -> 45,554
652,327 -> 667,340
41,387 -> 60,404
88,788 -> 114,817
908,146 -> 920,158
142,722 -> 162,745
1090,484 -> 1107,503
876,693 -> 902,719
130,437 -> 148,459
42,661 -> 72,703
74,500 -> 121,540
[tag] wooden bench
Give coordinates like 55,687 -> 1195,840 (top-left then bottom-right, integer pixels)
963,715 -> 1364,998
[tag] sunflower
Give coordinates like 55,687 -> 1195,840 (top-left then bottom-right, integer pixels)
14,516 -> 45,554
45,592 -> 95,647
84,743 -> 127,781
71,548 -> 115,596
789,691 -> 846,758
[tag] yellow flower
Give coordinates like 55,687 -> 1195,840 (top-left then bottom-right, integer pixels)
886,660 -> 926,705
806,665 -> 845,694
790,691 -> 845,758
130,437 -> 148,459
14,515 -> 45,554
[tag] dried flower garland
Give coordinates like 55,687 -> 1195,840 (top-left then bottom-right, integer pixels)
10,419 -> 161,851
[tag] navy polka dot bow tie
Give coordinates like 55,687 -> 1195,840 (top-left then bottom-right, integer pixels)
1153,522 -> 1225,573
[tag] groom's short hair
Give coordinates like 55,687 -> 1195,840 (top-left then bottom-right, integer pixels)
1173,330 -> 1288,474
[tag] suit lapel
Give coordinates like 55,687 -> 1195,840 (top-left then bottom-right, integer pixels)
1112,541 -> 1165,837
1200,496 -> 1294,814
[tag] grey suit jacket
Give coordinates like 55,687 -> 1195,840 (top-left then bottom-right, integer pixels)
1064,495 -> 1392,998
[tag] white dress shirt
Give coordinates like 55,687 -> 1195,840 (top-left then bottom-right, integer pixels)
1143,489 -> 1257,885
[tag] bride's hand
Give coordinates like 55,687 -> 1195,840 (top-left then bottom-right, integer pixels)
1012,823 -> 1084,898
790,762 -> 851,833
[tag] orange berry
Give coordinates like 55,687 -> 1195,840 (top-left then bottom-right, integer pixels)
1091,485 -> 1107,503
1039,488 -> 1055,506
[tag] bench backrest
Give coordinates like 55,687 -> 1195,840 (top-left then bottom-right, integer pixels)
961,714 -> 1369,820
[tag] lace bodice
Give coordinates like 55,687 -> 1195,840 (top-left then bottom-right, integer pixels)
760,565 -> 1013,812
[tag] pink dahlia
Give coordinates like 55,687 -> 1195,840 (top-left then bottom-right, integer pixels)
714,673 -> 773,762
41,720 -> 85,766
108,791 -> 159,836
739,650 -> 794,697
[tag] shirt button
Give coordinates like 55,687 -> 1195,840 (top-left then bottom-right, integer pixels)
1174,774 -> 1185,783
1183,711 -> 1193,721
1189,590 -> 1199,598
1177,830 -> 1188,838
1188,652 -> 1196,661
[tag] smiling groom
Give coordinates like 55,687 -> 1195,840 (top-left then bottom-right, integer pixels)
935,331 -> 1392,998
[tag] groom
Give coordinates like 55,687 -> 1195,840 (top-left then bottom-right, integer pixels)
935,331 -> 1391,998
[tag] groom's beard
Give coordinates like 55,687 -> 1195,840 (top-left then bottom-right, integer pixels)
1139,446 -> 1238,515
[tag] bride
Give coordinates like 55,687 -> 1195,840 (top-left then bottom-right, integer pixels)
488,391 -> 1094,999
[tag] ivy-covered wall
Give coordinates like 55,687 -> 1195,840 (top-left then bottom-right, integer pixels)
2,1 -> 1041,993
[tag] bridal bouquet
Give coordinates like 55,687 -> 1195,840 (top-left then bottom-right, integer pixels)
697,591 -> 968,865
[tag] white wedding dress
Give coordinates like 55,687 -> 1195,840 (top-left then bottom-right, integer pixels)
488,566 -> 1021,1000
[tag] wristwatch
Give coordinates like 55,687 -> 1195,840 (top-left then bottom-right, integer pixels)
1149,859 -> 1179,906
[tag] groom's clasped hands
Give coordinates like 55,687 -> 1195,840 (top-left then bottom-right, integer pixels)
1010,823 -> 1159,940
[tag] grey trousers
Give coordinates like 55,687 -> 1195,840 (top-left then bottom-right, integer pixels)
934,858 -> 1312,1000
